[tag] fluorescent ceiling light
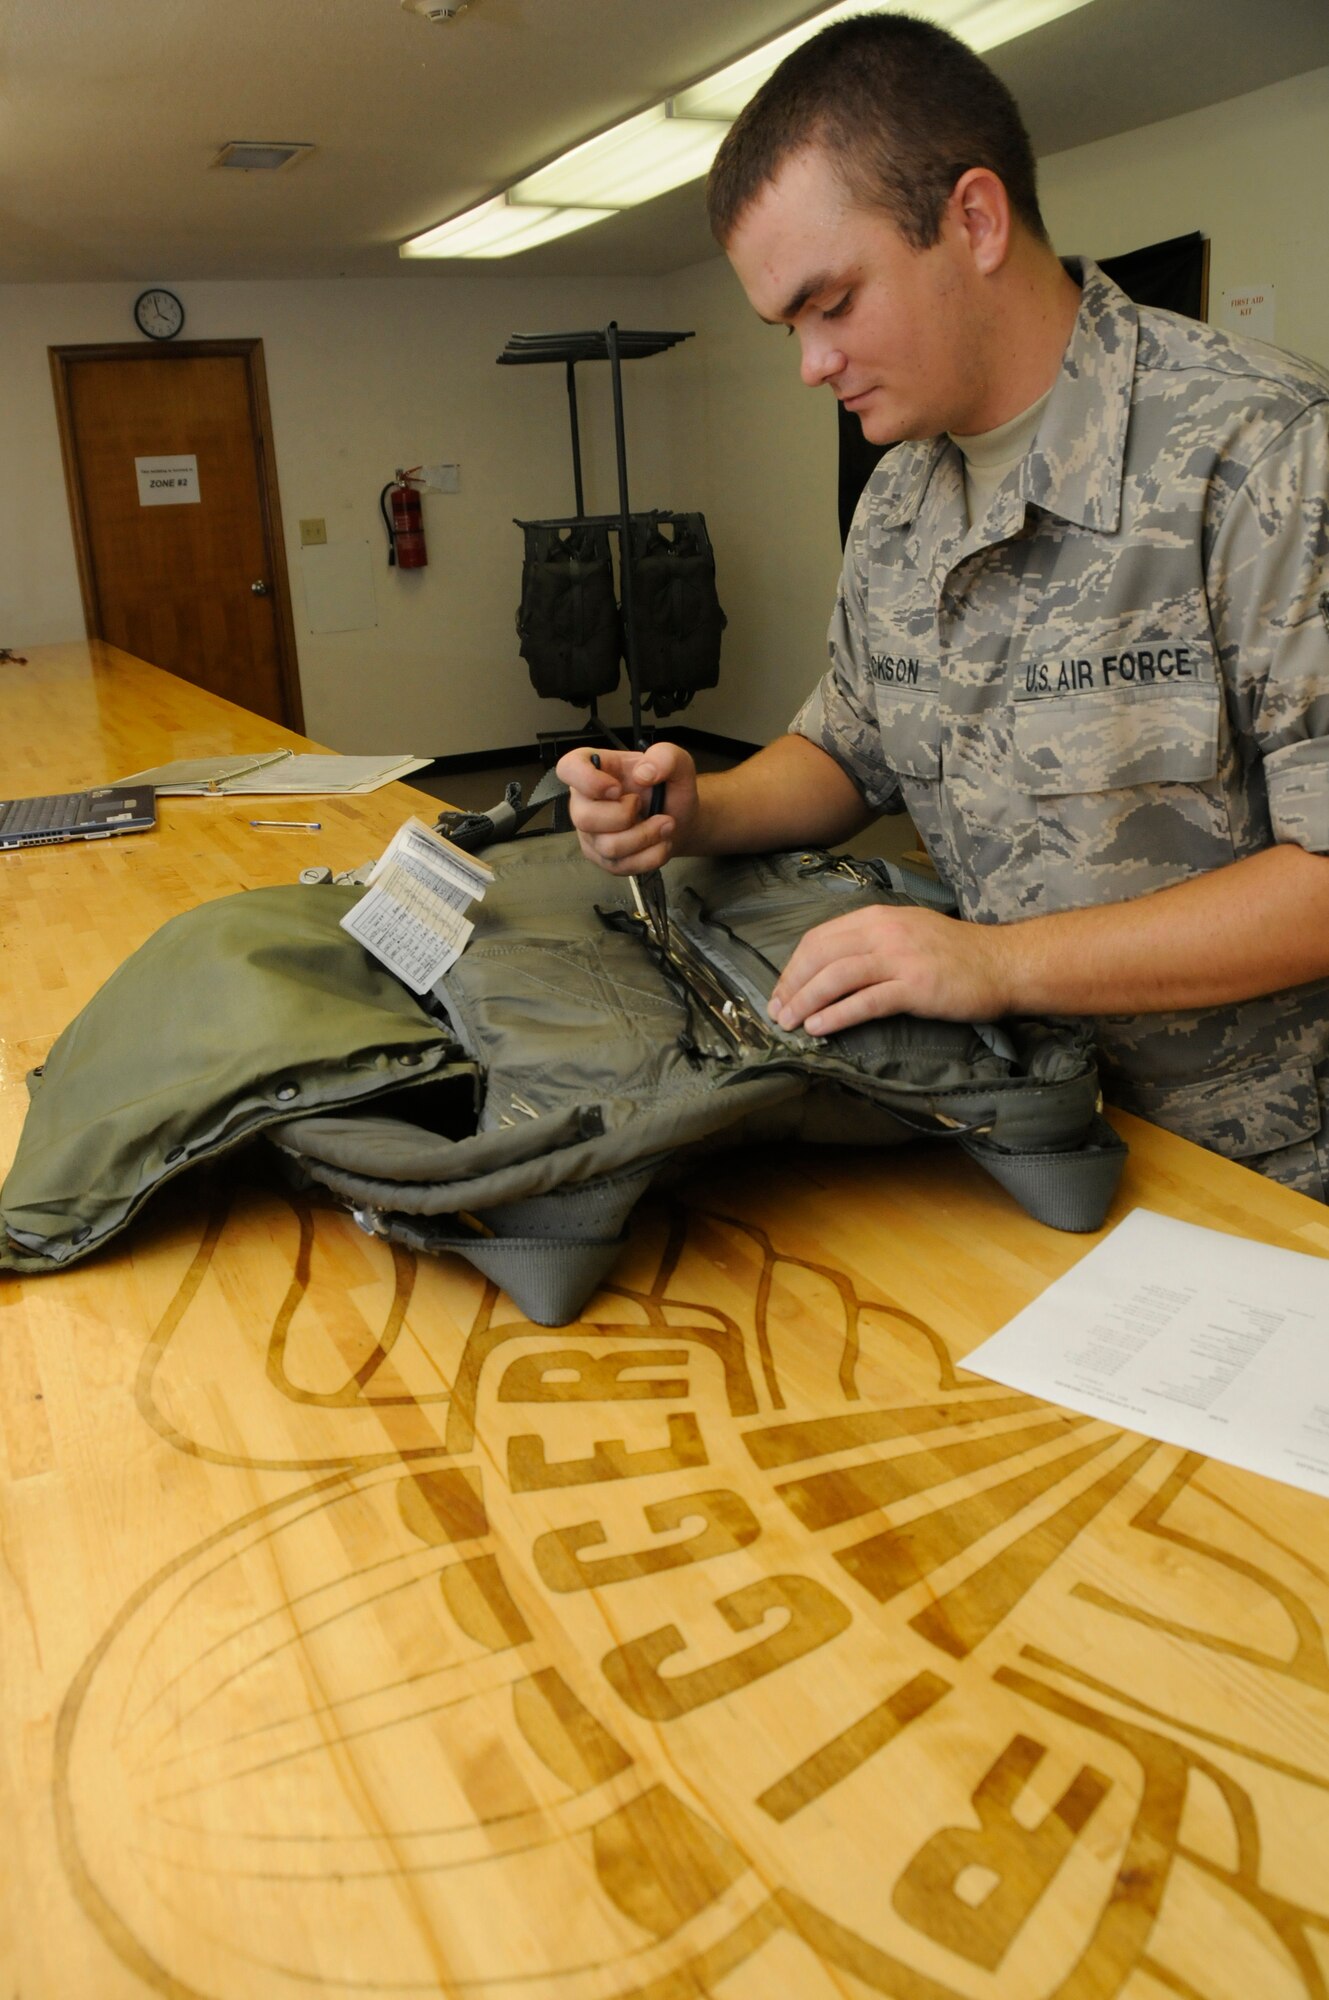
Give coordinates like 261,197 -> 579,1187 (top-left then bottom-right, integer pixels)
513,102 -> 731,210
399,192 -> 613,259
676,0 -> 1094,118
399,0 -> 1097,258
948,0 -> 1098,55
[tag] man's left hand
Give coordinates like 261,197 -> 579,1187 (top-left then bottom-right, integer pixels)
768,905 -> 1010,1035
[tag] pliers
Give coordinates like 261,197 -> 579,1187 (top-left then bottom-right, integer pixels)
591,754 -> 669,948
631,777 -> 670,948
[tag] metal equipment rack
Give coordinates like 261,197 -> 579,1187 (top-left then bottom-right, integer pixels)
497,323 -> 694,755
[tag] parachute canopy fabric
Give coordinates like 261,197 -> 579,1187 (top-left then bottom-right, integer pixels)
1,840 -> 1127,1319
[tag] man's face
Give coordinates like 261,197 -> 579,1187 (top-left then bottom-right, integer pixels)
725,144 -> 988,444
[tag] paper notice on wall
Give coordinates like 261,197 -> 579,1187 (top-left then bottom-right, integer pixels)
300,539 -> 378,634
135,454 -> 200,506
1218,286 -> 1276,342
341,817 -> 494,994
965,1208 -> 1329,1498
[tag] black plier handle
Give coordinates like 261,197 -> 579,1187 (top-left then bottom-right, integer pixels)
591,753 -> 669,947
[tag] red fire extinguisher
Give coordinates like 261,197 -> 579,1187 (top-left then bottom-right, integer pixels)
379,467 -> 427,569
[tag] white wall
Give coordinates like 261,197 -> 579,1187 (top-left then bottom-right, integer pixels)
657,63 -> 1329,749
659,256 -> 842,746
1039,65 -> 1329,371
5,64 -> 1326,757
0,271 -> 707,751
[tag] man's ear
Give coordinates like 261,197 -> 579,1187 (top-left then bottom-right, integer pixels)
948,167 -> 1011,276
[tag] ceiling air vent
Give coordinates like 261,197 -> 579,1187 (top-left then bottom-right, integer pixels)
211,141 -> 315,173
401,0 -> 474,19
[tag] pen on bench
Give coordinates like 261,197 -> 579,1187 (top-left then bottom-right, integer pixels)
250,819 -> 321,830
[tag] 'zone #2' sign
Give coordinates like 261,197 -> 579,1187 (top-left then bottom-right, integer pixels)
134,454 -> 200,506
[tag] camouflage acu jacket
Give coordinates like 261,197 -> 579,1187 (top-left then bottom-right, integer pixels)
793,260 -> 1329,1196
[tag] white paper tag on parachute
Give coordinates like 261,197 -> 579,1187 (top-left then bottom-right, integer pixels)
341,816 -> 493,994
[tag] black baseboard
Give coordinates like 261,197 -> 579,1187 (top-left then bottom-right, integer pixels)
426,724 -> 761,776
422,745 -> 543,777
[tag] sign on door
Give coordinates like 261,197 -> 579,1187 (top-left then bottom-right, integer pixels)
135,454 -> 201,506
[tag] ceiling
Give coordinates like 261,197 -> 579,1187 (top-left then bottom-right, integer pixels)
2,0 -> 1327,285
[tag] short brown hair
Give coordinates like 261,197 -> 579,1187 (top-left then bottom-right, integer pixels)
706,12 -> 1047,250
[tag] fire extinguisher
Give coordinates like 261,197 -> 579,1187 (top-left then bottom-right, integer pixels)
379,467 -> 427,569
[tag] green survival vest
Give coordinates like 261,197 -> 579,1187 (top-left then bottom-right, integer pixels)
0,834 -> 1125,1323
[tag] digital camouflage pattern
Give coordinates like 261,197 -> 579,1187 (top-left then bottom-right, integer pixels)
793,259 -> 1329,1195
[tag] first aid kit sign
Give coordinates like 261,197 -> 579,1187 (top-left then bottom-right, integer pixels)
135,455 -> 200,506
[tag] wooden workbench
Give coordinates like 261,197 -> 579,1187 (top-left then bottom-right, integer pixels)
4,641 -> 1329,1999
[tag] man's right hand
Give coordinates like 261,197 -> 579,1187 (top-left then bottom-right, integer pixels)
556,742 -> 698,875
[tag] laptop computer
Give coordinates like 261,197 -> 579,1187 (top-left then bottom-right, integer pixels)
0,784 -> 157,853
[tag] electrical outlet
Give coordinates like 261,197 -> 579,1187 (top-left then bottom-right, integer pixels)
299,518 -> 328,546
422,463 -> 460,494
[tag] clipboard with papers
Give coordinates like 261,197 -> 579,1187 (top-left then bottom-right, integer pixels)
113,750 -> 433,796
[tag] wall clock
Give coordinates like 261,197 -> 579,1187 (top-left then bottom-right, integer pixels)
133,288 -> 186,341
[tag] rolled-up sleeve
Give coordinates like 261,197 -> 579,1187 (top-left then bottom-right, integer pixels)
1211,402 -> 1329,851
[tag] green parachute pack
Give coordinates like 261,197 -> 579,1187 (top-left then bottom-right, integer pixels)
0,832 -> 1125,1324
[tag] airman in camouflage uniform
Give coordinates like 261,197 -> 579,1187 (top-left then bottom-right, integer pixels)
794,257 -> 1329,1194
559,15 -> 1329,1202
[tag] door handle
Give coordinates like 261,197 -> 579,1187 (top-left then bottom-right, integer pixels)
251,580 -> 270,596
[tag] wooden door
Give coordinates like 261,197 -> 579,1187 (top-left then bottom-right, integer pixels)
50,342 -> 304,729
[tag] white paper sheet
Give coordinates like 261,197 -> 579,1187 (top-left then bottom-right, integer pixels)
235,755 -> 431,794
135,454 -> 200,506
115,752 -> 431,795
1218,284 -> 1277,341
966,1208 -> 1329,1496
301,538 -> 377,634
